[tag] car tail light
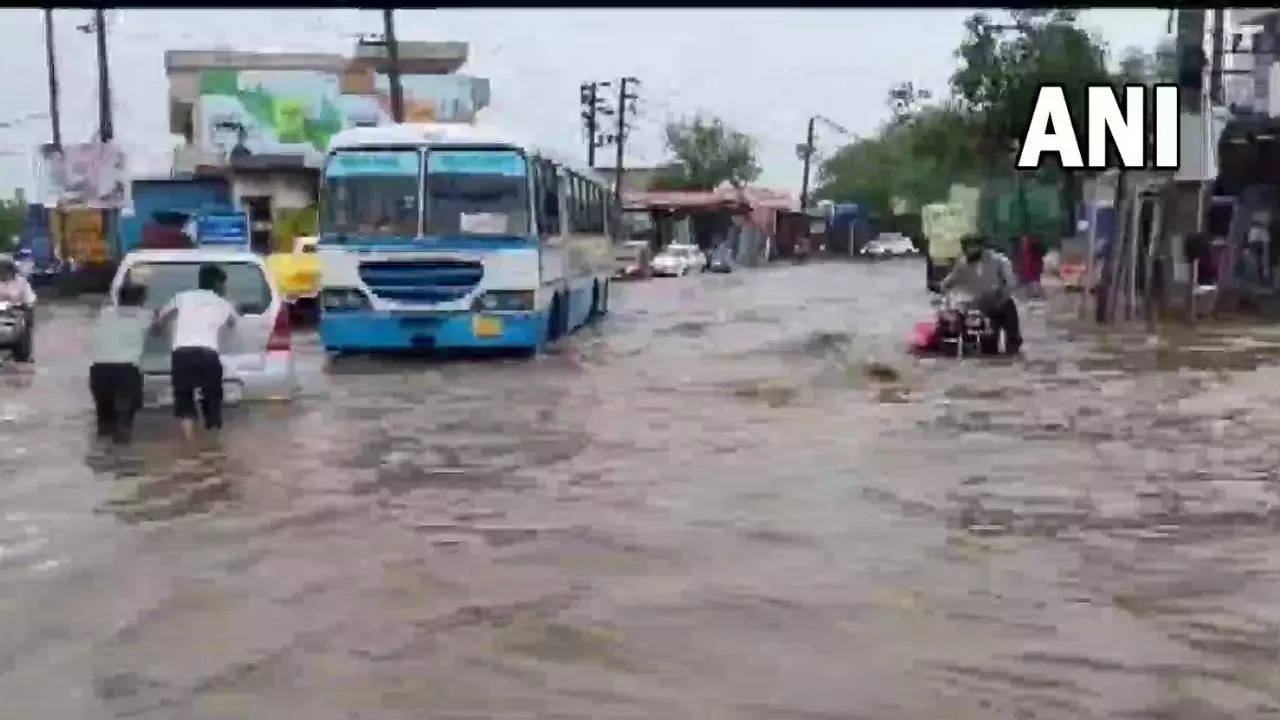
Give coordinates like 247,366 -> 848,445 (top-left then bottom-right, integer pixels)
267,307 -> 291,351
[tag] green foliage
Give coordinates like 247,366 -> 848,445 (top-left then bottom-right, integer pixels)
660,115 -> 762,191
951,10 -> 1112,167
816,99 -> 981,217
1117,38 -> 1177,84
0,196 -> 25,252
817,9 -> 1152,233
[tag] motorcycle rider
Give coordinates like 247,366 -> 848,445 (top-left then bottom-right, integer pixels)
938,234 -> 1022,355
0,253 -> 37,361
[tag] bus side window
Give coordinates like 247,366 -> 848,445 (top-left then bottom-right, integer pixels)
592,185 -> 604,233
540,162 -> 561,235
569,174 -> 585,233
565,174 -> 577,233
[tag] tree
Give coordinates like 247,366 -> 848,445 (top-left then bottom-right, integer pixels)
657,115 -> 762,191
0,196 -> 25,253
814,85 -> 980,219
1117,38 -> 1177,84
950,10 -> 1115,235
951,10 -> 1113,170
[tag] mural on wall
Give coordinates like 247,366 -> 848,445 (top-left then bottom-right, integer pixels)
196,69 -> 488,166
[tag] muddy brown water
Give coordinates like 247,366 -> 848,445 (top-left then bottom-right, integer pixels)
6,259 -> 1280,719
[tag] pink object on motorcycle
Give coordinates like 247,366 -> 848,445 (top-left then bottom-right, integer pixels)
909,321 -> 937,352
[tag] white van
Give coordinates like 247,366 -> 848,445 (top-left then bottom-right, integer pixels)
108,249 -> 297,408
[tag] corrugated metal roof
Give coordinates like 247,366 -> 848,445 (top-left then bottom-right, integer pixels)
625,185 -> 797,212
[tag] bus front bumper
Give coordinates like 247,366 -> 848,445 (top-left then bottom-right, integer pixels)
319,310 -> 547,352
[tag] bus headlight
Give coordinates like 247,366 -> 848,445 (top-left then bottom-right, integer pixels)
320,287 -> 371,311
472,290 -> 535,312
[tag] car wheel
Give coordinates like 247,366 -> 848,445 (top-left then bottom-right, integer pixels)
11,332 -> 32,363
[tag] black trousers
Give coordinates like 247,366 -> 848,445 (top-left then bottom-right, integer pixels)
89,362 -> 142,442
170,346 -> 224,429
985,296 -> 1023,355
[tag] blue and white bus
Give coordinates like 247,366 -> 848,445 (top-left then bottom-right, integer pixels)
316,123 -> 617,355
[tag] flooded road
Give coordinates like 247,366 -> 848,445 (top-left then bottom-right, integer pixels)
7,259 -> 1280,719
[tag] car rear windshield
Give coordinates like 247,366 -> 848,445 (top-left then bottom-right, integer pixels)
120,262 -> 272,315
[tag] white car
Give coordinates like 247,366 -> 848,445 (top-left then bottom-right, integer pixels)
651,244 -> 706,277
108,249 -> 298,408
861,235 -> 919,258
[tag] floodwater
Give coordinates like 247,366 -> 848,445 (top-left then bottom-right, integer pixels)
7,259 -> 1280,719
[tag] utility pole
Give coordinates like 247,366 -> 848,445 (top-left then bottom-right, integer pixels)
383,9 -> 404,123
43,10 -> 61,149
1209,7 -> 1225,107
613,76 -> 638,209
799,116 -> 815,211
94,8 -> 112,141
799,114 -> 850,212
94,8 -> 113,284
43,9 -> 71,295
579,81 -> 613,168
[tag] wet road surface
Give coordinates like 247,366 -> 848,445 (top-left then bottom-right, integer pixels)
7,259 -> 1280,718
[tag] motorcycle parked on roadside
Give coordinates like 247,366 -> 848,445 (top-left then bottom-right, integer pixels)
0,300 -> 33,362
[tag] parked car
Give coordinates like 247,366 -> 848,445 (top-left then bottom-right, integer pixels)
265,235 -> 323,320
613,240 -> 653,280
651,244 -> 706,277
861,234 -> 919,258
109,249 -> 297,409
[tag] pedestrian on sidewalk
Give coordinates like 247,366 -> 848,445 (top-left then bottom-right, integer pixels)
89,282 -> 150,444
150,264 -> 239,442
1018,235 -> 1046,299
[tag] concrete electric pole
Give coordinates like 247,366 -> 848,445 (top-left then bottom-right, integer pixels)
613,77 -> 639,208
383,9 -> 404,123
579,81 -> 613,169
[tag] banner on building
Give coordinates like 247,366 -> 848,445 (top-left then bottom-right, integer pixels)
922,198 -> 977,262
34,142 -> 129,209
50,208 -> 109,264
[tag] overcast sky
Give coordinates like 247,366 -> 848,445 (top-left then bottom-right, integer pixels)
0,8 -> 1169,200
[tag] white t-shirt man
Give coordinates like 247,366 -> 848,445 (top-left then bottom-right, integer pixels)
156,289 -> 238,351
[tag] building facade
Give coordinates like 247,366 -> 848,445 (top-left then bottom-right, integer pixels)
164,43 -> 491,252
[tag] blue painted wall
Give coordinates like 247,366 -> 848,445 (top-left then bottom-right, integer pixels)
120,178 -> 236,253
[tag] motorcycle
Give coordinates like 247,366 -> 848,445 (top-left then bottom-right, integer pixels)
0,300 -> 32,362
909,292 -> 1000,358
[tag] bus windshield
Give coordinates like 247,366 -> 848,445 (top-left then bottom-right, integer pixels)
424,149 -> 529,237
321,149 -> 421,243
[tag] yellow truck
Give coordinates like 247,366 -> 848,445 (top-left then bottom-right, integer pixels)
265,235 -> 322,320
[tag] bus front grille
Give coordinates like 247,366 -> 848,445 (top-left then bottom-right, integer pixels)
357,260 -> 484,304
